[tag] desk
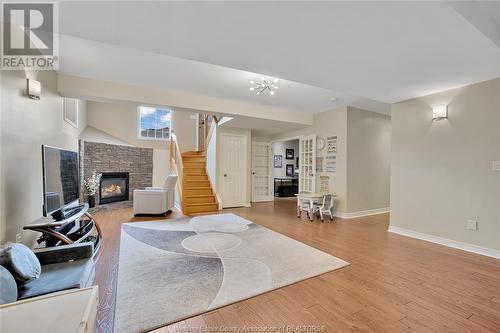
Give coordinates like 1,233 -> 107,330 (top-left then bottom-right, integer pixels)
296,193 -> 337,221
274,178 -> 298,197
0,287 -> 98,333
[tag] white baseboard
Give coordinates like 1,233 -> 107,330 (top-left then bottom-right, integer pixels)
388,225 -> 500,259
334,207 -> 390,219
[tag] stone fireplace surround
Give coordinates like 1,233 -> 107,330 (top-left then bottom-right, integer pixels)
79,140 -> 153,205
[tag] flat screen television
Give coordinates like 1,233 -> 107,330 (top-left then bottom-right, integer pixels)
42,145 -> 79,217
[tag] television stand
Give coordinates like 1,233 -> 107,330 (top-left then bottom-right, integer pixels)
23,203 -> 102,256
51,203 -> 86,221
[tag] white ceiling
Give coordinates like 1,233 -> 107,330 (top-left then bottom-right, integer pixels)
58,35 -> 388,114
218,115 -> 308,138
58,1 -> 500,106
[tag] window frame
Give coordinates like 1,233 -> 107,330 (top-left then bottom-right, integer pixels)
137,106 -> 172,142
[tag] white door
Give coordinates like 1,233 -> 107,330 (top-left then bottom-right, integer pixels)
221,134 -> 246,208
251,142 -> 273,202
299,134 -> 316,193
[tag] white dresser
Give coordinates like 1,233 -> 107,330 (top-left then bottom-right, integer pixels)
0,286 -> 98,333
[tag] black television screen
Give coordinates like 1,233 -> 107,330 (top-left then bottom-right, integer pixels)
42,145 -> 79,216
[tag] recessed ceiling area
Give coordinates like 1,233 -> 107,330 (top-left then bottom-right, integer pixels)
217,115 -> 308,138
57,1 -> 500,111
58,35 -> 389,114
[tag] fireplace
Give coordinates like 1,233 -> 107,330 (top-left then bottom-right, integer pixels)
99,172 -> 129,204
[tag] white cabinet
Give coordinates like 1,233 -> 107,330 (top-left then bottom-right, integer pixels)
0,287 -> 98,333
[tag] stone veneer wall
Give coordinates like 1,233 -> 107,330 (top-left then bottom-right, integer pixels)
79,140 -> 153,204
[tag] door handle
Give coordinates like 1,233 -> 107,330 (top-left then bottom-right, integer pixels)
252,172 -> 255,175
224,174 -> 227,177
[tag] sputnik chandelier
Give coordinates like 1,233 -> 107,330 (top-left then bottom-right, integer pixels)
249,77 -> 279,95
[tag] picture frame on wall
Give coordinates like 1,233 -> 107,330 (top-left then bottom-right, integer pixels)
286,164 -> 294,177
274,155 -> 282,168
286,149 -> 294,160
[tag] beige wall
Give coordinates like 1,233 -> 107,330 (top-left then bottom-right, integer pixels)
153,149 -> 170,187
1,70 -> 87,244
273,107 -> 348,213
80,126 -> 133,147
273,106 -> 391,216
58,74 -> 313,126
347,107 -> 391,212
172,109 -> 197,152
273,140 -> 299,178
0,71 -> 4,243
390,78 -> 500,251
85,100 -> 175,186
87,100 -> 168,149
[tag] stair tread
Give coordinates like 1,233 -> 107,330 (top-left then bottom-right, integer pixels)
186,202 -> 218,207
185,194 -> 215,198
182,151 -> 205,155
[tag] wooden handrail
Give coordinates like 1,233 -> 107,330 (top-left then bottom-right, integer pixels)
202,114 -> 209,149
200,114 -> 221,151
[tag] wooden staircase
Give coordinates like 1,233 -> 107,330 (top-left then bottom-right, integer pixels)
181,151 -> 218,215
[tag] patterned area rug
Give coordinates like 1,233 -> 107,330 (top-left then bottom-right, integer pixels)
114,213 -> 349,333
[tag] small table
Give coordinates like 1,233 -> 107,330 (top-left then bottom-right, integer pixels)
296,192 -> 337,221
0,287 -> 99,333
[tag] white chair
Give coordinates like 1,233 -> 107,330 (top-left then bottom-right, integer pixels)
297,196 -> 314,221
313,194 -> 335,222
133,175 -> 178,215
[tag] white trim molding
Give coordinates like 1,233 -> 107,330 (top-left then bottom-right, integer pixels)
388,226 -> 500,259
174,203 -> 183,215
334,207 -> 390,219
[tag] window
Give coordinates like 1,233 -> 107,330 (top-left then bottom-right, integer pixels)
138,106 -> 171,140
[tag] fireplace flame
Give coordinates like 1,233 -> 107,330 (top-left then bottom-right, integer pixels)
104,184 -> 122,194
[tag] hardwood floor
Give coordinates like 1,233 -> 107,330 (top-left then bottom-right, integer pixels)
92,200 -> 500,333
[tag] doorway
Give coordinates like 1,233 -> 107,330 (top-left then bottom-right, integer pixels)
220,133 -> 247,208
272,139 -> 300,197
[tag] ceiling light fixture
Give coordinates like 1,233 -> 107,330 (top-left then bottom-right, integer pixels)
249,77 -> 279,96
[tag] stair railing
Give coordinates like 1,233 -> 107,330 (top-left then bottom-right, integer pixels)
170,131 -> 184,212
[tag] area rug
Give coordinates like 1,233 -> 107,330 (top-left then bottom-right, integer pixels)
114,213 -> 349,333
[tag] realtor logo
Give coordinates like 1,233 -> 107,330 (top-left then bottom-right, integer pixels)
1,2 -> 58,70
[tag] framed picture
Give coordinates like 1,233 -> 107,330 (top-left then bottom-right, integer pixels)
274,155 -> 282,168
286,164 -> 294,177
286,149 -> 294,160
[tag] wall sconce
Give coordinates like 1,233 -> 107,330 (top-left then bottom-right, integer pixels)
432,105 -> 448,121
27,79 -> 41,100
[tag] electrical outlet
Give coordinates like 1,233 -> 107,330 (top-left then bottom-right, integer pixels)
492,161 -> 500,171
15,233 -> 22,243
467,220 -> 478,231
